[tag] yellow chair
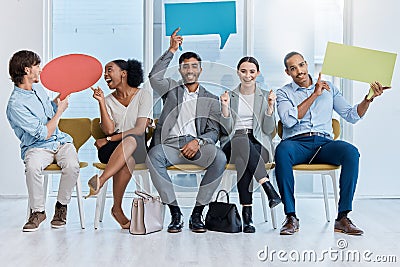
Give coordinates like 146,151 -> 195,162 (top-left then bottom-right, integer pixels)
91,118 -> 151,229
27,118 -> 91,229
277,119 -> 340,222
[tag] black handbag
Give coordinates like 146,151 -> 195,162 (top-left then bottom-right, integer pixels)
205,189 -> 242,233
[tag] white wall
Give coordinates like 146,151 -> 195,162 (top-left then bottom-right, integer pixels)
0,0 -> 44,196
348,0 -> 400,197
1,0 -> 399,197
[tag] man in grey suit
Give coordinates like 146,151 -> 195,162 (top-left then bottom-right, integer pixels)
146,28 -> 226,233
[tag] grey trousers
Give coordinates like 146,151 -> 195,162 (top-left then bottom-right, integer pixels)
146,136 -> 226,206
24,143 -> 80,212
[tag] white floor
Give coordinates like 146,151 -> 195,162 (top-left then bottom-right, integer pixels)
0,195 -> 399,267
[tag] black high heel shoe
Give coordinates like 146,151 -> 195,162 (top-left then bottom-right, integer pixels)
242,206 -> 255,233
262,181 -> 282,208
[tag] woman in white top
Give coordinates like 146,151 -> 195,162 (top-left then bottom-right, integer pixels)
219,57 -> 281,233
86,59 -> 152,229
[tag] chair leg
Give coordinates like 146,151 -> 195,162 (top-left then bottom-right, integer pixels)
137,171 -> 151,193
321,174 -> 330,222
94,180 -> 107,229
94,169 -> 107,229
260,189 -> 269,222
219,170 -> 234,202
75,175 -> 86,229
196,173 -> 202,188
270,206 -> 277,229
330,170 -> 339,213
43,174 -> 49,205
269,169 -> 277,229
100,182 -> 108,221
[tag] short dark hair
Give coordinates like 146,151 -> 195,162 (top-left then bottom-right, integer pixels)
178,52 -> 202,66
9,50 -> 41,85
237,56 -> 260,71
112,58 -> 144,87
283,51 -> 304,69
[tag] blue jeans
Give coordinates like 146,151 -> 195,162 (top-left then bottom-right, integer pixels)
274,135 -> 360,215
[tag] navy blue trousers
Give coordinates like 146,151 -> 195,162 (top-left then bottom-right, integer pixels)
274,135 -> 360,215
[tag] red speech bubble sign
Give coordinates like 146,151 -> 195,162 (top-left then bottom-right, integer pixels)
40,54 -> 102,100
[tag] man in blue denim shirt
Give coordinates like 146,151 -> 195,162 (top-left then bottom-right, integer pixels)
6,50 -> 79,232
275,51 -> 387,236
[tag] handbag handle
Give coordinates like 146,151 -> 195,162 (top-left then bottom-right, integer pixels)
135,190 -> 154,199
215,189 -> 230,203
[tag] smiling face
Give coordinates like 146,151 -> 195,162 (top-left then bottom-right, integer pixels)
285,54 -> 311,88
179,57 -> 202,85
104,62 -> 126,89
237,61 -> 260,88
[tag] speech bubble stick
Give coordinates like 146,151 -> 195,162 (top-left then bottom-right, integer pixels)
179,45 -> 182,51
366,87 -> 374,100
366,85 -> 391,100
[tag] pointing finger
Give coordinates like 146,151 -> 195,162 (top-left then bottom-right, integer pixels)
172,27 -> 181,36
317,72 -> 322,83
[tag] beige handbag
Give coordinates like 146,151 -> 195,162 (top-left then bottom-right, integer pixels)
130,190 -> 165,235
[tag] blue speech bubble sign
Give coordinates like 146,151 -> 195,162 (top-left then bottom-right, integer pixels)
165,1 -> 237,49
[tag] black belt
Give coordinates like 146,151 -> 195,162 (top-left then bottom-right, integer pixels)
234,128 -> 253,135
291,132 -> 329,138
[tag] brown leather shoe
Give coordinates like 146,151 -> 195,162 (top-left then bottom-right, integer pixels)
334,217 -> 364,235
280,215 -> 299,235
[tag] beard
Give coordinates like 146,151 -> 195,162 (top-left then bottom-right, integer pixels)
182,73 -> 199,84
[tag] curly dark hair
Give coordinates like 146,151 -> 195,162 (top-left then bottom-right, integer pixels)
112,58 -> 144,87
9,50 -> 41,85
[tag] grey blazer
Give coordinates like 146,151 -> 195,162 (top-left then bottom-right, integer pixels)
219,84 -> 276,161
148,50 -> 220,147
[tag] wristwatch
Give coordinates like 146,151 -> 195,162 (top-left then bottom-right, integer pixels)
196,138 -> 205,146
106,136 -> 112,142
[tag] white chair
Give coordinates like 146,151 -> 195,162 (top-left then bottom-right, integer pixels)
27,118 -> 91,229
277,119 -> 340,222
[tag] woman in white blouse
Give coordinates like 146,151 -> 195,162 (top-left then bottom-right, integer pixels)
86,59 -> 152,229
220,56 -> 281,233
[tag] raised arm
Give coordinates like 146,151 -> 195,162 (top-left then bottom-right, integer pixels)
356,81 -> 387,117
219,91 -> 233,135
92,86 -> 115,135
46,96 -> 69,139
261,90 -> 276,135
148,28 -> 182,97
297,73 -> 330,119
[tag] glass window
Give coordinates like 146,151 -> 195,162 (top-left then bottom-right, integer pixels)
152,0 -> 245,118
49,0 -> 344,196
254,0 -> 343,90
253,0 -> 344,194
51,0 -> 144,193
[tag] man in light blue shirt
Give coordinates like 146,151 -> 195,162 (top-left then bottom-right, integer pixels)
275,51 -> 386,236
6,50 -> 79,232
